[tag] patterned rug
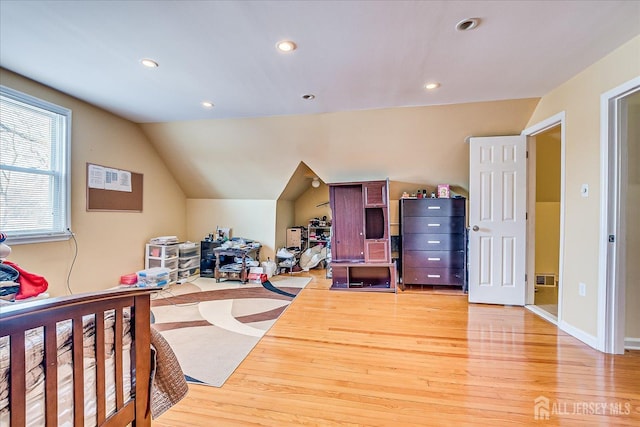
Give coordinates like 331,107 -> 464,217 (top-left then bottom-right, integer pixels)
150,275 -> 311,387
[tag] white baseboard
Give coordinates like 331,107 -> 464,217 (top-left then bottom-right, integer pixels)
559,320 -> 599,350
526,306 -> 605,352
624,337 -> 640,350
525,305 -> 558,325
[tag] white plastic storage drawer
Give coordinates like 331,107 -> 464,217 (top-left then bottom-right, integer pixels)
179,255 -> 199,269
178,267 -> 199,278
147,244 -> 178,258
148,257 -> 178,270
178,243 -> 199,258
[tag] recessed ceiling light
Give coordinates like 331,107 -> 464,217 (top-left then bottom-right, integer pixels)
302,94 -> 316,100
276,40 -> 297,52
456,18 -> 480,31
201,101 -> 214,108
140,58 -> 159,68
424,82 -> 440,90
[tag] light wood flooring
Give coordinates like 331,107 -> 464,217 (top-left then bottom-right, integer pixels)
154,270 -> 640,426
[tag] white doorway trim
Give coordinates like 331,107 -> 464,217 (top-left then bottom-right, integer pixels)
522,112 -> 566,327
526,304 -> 558,325
598,76 -> 640,354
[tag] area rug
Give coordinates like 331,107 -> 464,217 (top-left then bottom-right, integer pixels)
150,275 -> 310,387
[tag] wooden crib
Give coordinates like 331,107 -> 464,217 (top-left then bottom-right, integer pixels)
0,288 -> 157,426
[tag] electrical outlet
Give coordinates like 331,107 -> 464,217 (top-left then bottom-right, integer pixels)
579,282 -> 586,297
581,184 -> 589,198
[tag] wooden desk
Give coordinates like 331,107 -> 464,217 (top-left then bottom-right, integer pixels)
213,245 -> 261,283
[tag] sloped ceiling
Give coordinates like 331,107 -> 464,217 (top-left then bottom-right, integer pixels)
278,162 -> 321,202
139,98 -> 539,199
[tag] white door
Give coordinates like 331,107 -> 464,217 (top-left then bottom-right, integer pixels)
468,135 -> 527,305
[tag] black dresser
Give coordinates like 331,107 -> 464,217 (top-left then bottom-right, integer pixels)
400,197 -> 466,289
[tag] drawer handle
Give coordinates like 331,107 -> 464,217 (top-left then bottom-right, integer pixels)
428,274 -> 441,278
427,206 -> 441,210
427,240 -> 441,244
427,223 -> 441,227
427,257 -> 441,261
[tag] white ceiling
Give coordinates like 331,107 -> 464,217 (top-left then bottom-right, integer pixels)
1,0 -> 639,124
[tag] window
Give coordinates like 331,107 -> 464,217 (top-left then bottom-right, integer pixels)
0,86 -> 71,244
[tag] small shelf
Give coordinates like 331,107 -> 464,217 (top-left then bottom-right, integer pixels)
307,223 -> 331,250
330,262 -> 396,292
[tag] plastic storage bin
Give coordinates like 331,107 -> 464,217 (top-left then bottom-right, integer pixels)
147,244 -> 178,258
178,267 -> 199,279
169,269 -> 178,284
148,257 -> 178,270
178,242 -> 199,258
137,267 -> 170,287
179,255 -> 199,269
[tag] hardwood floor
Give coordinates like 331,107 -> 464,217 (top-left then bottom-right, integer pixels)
154,270 -> 640,426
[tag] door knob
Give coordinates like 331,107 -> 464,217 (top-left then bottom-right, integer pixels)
472,225 -> 479,232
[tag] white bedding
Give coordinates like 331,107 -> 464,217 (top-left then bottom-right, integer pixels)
0,310 -> 133,426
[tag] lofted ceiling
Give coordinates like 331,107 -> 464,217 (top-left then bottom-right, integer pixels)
1,1 -> 639,201
1,1 -> 638,123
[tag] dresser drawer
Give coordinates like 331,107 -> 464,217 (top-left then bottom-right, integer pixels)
402,267 -> 465,285
402,216 -> 465,234
402,233 -> 465,251
402,250 -> 465,268
401,198 -> 465,217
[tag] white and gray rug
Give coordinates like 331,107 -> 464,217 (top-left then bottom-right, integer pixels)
150,275 -> 311,387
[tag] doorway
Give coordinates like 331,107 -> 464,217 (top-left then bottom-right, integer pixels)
522,113 -> 566,325
600,78 -> 640,354
531,126 -> 562,319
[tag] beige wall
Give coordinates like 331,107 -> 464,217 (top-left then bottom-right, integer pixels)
143,98 -> 537,268
276,199 -> 295,252
535,202 -> 560,277
526,35 -> 640,338
627,183 -> 640,340
294,183 -> 331,228
535,131 -> 561,279
536,132 -> 561,202
1,68 -> 187,295
186,199 -> 277,261
626,101 -> 640,340
141,98 -> 539,201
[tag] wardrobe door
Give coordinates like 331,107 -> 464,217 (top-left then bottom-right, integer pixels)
330,184 -> 365,262
364,181 -> 387,207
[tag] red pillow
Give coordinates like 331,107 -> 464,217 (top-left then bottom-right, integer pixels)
3,260 -> 49,300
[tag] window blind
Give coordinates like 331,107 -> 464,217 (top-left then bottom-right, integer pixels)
0,86 -> 71,243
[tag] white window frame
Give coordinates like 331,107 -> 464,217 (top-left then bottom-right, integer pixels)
0,85 -> 71,244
